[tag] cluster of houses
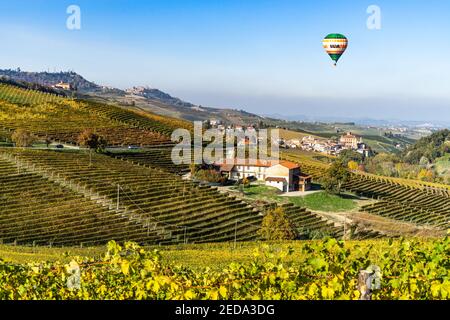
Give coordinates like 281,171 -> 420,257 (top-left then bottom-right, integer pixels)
207,119 -> 258,134
215,159 -> 312,193
203,119 -> 373,193
283,132 -> 372,157
206,119 -> 372,158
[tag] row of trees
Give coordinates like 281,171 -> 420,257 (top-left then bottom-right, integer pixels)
337,148 -> 445,183
9,128 -> 107,166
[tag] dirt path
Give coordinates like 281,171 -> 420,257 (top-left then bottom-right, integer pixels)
316,210 -> 445,237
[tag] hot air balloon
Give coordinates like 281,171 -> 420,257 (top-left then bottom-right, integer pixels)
322,33 -> 348,66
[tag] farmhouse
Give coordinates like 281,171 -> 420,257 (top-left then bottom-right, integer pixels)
217,159 -> 312,192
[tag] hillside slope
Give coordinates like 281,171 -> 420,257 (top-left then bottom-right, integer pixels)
402,129 -> 450,164
0,83 -> 192,146
0,69 -> 100,92
0,148 -> 357,245
0,68 -> 267,124
283,150 -> 450,232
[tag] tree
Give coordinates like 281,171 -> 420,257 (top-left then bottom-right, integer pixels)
417,168 -> 434,181
77,129 -> 107,166
339,149 -> 364,165
11,129 -> 35,148
193,169 -> 226,184
44,136 -> 52,148
259,207 -> 297,240
402,129 -> 450,164
322,160 -> 350,195
347,160 -> 359,171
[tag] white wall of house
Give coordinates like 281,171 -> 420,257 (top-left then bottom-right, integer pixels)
266,180 -> 287,192
265,164 -> 300,192
266,165 -> 292,185
227,163 -> 300,192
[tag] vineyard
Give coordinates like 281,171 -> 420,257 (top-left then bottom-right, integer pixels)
282,151 -> 450,192
1,148 -> 376,246
108,146 -> 190,174
282,151 -> 450,231
0,83 -> 193,146
0,238 -> 448,299
360,201 -> 448,229
0,159 -> 158,245
0,83 -> 63,104
79,100 -> 193,136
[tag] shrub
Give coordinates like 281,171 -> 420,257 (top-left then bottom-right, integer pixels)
11,129 -> 35,147
322,160 -> 350,195
259,207 -> 297,240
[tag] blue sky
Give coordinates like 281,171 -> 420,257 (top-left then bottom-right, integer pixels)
0,0 -> 449,122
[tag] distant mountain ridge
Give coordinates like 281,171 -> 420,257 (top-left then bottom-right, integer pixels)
0,68 -> 266,124
125,86 -> 196,109
0,68 -> 100,92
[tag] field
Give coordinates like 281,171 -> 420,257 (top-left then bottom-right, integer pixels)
230,184 -> 358,212
0,238 -> 448,299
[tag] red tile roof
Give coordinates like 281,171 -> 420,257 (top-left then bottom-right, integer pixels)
278,160 -> 300,169
215,159 -> 299,170
216,159 -> 273,167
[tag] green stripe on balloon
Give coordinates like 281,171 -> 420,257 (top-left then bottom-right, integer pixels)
325,33 -> 347,39
328,54 -> 342,62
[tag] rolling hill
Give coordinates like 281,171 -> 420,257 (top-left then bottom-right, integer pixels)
0,69 -> 421,155
1,82 -> 368,245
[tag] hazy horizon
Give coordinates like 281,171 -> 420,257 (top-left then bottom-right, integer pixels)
0,0 -> 449,122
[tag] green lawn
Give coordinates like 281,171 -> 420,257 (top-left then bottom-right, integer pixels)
287,192 -> 357,212
232,184 -> 357,212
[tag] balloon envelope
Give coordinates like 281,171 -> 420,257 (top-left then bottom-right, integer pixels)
323,34 -> 348,65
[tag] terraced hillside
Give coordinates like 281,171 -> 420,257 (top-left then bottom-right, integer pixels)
84,100 -> 192,136
264,203 -> 383,240
282,151 -> 450,230
360,201 -> 448,229
111,147 -> 449,232
0,149 -> 259,245
108,146 -> 189,174
0,83 -> 191,146
0,83 -> 63,104
347,176 -> 449,229
0,159 -> 162,246
0,148 -> 382,245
